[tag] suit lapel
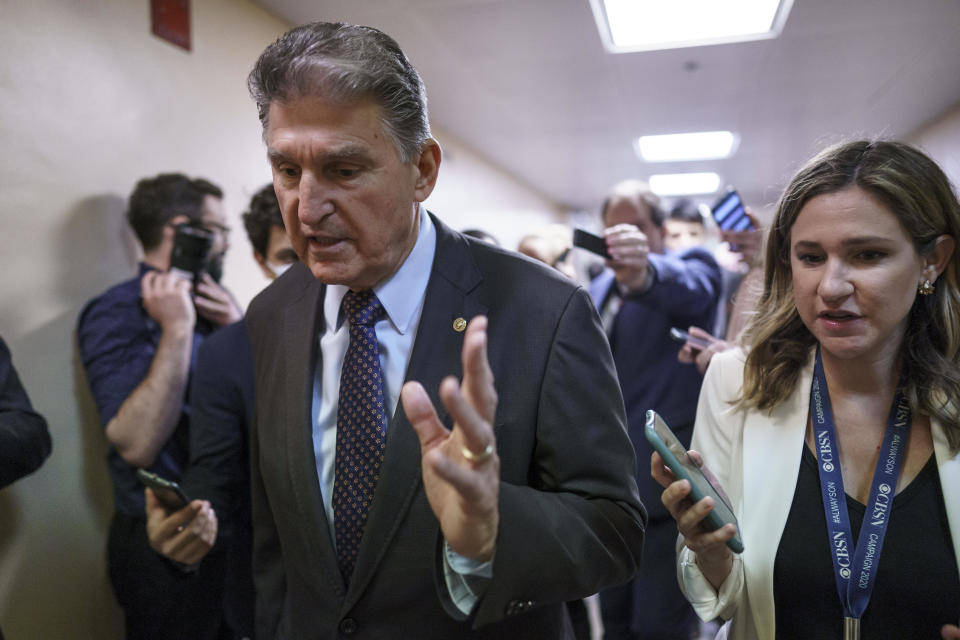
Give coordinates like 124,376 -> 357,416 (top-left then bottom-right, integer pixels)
281,273 -> 346,597
932,419 -> 960,580
741,359 -> 811,640
345,215 -> 487,606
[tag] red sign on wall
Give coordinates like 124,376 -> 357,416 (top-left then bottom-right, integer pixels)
151,0 -> 191,52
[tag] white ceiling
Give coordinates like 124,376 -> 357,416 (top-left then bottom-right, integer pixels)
251,0 -> 960,213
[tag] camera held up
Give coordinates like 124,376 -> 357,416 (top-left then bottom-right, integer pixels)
169,222 -> 214,289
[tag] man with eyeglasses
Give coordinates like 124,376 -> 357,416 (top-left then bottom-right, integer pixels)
77,173 -> 242,640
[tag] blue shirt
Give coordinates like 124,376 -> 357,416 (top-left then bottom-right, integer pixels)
77,263 -> 212,516
312,208 -> 436,533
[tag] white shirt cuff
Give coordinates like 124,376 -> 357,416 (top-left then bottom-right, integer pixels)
442,540 -> 494,615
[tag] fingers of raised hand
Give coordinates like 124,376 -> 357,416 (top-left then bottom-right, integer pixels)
401,381 -> 447,451
439,376 -> 497,469
460,316 -> 497,423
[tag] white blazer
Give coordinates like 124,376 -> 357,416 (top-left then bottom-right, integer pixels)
678,349 -> 960,640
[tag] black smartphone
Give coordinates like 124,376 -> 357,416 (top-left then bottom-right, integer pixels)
169,223 -> 214,288
572,228 -> 611,259
645,410 -> 743,553
136,469 -> 191,510
669,327 -> 711,352
711,189 -> 754,232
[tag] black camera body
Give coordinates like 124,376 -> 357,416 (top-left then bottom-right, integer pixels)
169,223 -> 214,287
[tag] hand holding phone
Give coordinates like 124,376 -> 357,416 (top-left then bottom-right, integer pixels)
711,189 -> 754,232
669,327 -> 712,352
137,469 -> 191,510
645,410 -> 743,553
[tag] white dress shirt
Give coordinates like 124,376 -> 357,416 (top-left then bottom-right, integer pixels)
312,206 -> 436,530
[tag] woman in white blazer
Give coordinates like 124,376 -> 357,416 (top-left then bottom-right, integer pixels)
654,140 -> 960,640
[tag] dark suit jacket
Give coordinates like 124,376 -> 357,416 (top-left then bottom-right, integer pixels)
179,321 -> 255,638
0,335 -> 51,489
589,248 -> 719,638
245,214 -> 646,639
589,247 -> 720,517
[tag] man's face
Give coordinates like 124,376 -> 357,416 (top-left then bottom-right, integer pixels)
257,225 -> 298,280
200,194 -> 230,281
604,199 -> 665,254
266,94 -> 429,290
663,219 -> 705,252
200,195 -> 230,257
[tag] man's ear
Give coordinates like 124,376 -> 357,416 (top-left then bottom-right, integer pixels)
411,139 -> 441,203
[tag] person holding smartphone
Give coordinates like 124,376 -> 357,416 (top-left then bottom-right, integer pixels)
77,173 -> 242,640
653,140 -> 960,640
589,180 -> 722,640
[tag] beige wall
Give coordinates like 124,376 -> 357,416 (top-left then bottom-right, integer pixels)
907,100 -> 960,188
0,1 -> 562,637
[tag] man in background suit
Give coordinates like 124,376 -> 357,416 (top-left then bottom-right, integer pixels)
589,181 -> 721,639
144,184 -> 297,639
243,21 -> 646,639
77,174 -> 242,640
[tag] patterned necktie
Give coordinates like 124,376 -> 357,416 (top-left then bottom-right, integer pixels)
333,289 -> 387,584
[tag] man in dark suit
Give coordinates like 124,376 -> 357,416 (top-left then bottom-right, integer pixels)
588,181 -> 721,639
144,184 -> 298,639
244,22 -> 646,639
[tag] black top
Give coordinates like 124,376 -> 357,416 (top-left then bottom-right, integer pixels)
774,445 -> 960,638
0,336 -> 52,488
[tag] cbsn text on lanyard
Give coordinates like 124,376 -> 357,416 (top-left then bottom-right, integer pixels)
810,347 -> 911,640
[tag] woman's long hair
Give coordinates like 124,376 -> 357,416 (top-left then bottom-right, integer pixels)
740,140 -> 960,452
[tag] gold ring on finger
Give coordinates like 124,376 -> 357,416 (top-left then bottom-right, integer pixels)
461,443 -> 494,463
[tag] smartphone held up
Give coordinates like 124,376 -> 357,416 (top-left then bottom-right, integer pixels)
645,410 -> 743,553
710,189 -> 753,233
168,222 -> 215,288
572,228 -> 612,259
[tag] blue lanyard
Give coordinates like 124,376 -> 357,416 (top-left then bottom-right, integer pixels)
810,347 -> 911,628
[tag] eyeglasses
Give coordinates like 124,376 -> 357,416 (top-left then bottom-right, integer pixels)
202,220 -> 232,236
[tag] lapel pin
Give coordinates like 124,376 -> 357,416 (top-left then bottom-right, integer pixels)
452,317 -> 467,332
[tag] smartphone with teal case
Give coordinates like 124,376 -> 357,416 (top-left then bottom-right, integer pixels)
645,410 -> 744,553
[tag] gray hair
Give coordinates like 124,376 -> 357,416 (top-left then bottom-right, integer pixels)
247,22 -> 431,163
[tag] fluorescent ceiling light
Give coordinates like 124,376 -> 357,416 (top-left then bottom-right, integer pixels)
649,172 -> 721,196
590,0 -> 793,53
637,131 -> 738,162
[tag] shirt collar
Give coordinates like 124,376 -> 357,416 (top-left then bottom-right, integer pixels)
323,205 -> 436,335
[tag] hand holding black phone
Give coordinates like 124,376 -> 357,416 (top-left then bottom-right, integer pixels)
137,469 -> 191,511
669,327 -> 712,352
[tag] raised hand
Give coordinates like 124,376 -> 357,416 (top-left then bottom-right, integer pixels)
605,223 -> 652,293
400,316 -> 499,562
193,273 -> 243,327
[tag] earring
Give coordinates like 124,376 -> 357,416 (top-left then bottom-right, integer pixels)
918,279 -> 935,295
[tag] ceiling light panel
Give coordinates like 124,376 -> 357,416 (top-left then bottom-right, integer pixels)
637,131 -> 738,162
649,172 -> 721,196
591,0 -> 793,53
